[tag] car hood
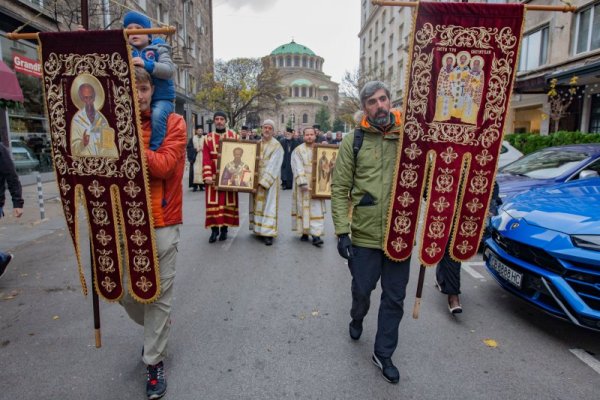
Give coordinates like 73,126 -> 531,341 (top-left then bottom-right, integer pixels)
496,173 -> 554,198
501,178 -> 600,235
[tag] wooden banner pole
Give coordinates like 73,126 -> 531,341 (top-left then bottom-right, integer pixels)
371,0 -> 577,12
6,27 -> 176,41
412,264 -> 427,319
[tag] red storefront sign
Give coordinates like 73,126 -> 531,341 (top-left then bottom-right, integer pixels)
13,54 -> 42,78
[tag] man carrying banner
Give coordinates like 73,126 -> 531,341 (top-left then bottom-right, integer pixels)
250,119 -> 283,246
332,81 -> 410,384
119,67 -> 186,399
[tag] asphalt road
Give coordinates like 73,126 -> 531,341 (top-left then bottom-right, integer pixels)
1,181 -> 599,399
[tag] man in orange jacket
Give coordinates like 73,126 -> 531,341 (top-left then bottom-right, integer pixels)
119,67 -> 186,400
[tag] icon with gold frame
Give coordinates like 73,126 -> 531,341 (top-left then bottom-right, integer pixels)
216,138 -> 260,193
311,143 -> 339,199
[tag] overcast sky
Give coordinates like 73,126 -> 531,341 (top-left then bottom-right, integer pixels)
213,0 -> 361,84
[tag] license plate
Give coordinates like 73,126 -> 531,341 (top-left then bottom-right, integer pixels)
489,255 -> 523,289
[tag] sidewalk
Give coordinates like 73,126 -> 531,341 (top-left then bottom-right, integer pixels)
1,173 -> 66,251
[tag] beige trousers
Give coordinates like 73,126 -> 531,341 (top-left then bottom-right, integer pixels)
120,224 -> 180,366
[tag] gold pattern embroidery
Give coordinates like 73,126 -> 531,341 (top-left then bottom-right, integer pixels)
404,143 -> 423,160
124,180 -> 141,198
96,229 -> 112,246
90,201 -> 110,226
427,216 -> 447,239
136,276 -> 153,293
132,249 -> 151,273
101,276 -> 117,292
393,210 -> 413,235
465,198 -> 484,213
97,249 -> 115,273
440,146 -> 459,164
125,201 -> 145,226
435,168 -> 455,193
397,191 -> 415,208
432,196 -> 450,213
130,229 -> 148,246
460,216 -> 480,238
88,180 -> 106,198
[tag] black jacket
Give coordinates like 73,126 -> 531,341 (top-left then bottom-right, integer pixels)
0,143 -> 24,210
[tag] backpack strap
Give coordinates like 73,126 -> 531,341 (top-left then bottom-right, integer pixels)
352,127 -> 364,165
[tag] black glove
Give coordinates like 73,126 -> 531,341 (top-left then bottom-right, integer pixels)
337,234 -> 354,260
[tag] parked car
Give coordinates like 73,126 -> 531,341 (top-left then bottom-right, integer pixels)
497,143 -> 600,200
483,178 -> 600,331
11,146 -> 40,172
498,140 -> 523,168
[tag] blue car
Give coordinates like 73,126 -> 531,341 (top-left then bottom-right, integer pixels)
497,143 -> 600,200
483,178 -> 600,331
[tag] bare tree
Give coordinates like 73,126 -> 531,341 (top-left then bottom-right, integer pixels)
338,68 -> 386,127
197,58 -> 285,129
45,0 -> 126,31
548,76 -> 579,133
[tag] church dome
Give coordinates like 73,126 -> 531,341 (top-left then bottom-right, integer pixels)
270,40 -> 316,56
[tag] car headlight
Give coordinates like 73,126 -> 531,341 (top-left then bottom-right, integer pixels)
571,235 -> 600,252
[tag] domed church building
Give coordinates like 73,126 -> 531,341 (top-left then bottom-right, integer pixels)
263,40 -> 339,133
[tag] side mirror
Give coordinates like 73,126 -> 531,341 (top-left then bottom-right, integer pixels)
579,170 -> 599,179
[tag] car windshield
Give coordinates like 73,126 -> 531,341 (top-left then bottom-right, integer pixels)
12,151 -> 30,161
501,148 -> 589,179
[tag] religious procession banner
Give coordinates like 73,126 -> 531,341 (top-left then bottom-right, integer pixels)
38,30 -> 159,303
384,2 -> 525,266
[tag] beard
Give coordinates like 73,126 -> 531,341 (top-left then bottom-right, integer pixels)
369,108 -> 390,127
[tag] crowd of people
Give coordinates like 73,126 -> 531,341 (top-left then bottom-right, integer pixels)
0,10 -> 500,399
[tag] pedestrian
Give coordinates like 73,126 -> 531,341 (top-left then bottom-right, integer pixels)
291,127 -> 325,247
203,111 -> 240,243
186,128 -> 198,191
279,127 -> 298,190
249,119 -> 284,246
124,10 -> 175,152
434,181 -> 502,314
332,131 -> 343,145
331,81 -> 408,384
240,125 -> 251,140
192,126 -> 205,191
0,143 -> 24,279
119,67 -> 186,399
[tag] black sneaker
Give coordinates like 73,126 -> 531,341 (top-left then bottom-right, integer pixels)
312,236 -> 323,247
0,253 -> 12,279
264,237 -> 273,246
349,319 -> 363,340
300,234 -> 309,242
372,353 -> 400,384
146,361 -> 167,399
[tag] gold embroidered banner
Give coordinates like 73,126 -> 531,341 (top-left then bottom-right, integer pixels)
385,2 -> 525,265
38,30 -> 159,303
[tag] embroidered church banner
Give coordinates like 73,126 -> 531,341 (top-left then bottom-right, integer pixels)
38,30 -> 159,303
384,2 -> 525,265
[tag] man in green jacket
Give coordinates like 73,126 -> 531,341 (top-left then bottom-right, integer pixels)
331,81 -> 411,385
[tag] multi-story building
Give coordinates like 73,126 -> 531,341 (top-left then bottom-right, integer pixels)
358,0 -> 412,108
510,0 -> 600,134
262,40 -> 339,133
0,0 -> 214,154
359,0 -> 600,134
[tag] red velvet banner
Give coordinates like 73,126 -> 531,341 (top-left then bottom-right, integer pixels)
38,30 -> 159,303
385,2 -> 525,265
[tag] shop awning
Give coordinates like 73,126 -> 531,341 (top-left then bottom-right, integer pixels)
0,60 -> 24,102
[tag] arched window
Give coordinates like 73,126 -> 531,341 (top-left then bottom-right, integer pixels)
289,87 -> 292,97
302,57 -> 307,67
309,58 -> 314,69
309,87 -> 313,97
278,57 -> 283,67
286,56 -> 291,66
302,114 -> 308,123
294,56 -> 300,66
301,87 -> 307,97
294,87 -> 299,97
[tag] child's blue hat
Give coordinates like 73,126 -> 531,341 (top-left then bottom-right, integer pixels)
124,11 -> 152,29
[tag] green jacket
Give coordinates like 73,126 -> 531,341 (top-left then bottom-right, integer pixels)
331,110 -> 402,249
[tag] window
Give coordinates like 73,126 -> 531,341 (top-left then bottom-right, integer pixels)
389,34 -> 394,54
187,36 -> 196,58
301,87 -> 307,97
309,58 -> 314,69
574,3 -> 600,54
294,87 -> 299,97
196,13 -> 202,29
382,11 -> 386,31
302,57 -> 307,67
323,95 -> 329,102
369,29 -> 372,45
281,114 -> 285,123
303,114 -> 308,123
309,87 -> 313,97
294,56 -> 300,67
590,96 -> 600,133
157,3 -> 169,25
278,57 -> 283,67
362,38 -> 366,54
286,56 -> 291,67
518,26 -> 549,71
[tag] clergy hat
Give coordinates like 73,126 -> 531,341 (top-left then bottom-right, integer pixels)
286,127 -> 293,133
312,124 -> 321,130
262,119 -> 275,128
213,111 -> 227,120
241,125 -> 249,130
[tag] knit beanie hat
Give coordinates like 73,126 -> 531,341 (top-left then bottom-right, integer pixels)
124,11 -> 152,29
